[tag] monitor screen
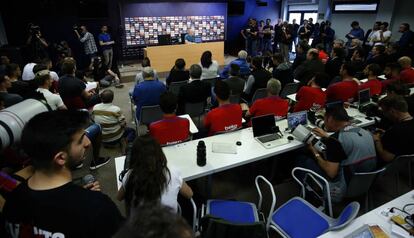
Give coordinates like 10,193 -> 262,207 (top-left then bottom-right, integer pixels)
287,111 -> 308,129
359,88 -> 371,105
252,114 -> 276,137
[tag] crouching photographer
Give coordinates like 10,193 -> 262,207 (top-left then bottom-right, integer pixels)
295,105 -> 377,202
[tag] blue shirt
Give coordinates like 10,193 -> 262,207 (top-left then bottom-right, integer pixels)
220,58 -> 251,79
346,28 -> 365,41
98,33 -> 112,50
132,80 -> 166,119
185,34 -> 195,43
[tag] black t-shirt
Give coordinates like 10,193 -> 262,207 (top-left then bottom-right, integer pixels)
263,25 -> 273,39
93,64 -> 109,82
58,75 -> 86,99
322,133 -> 347,163
3,182 -> 124,238
245,26 -> 258,39
382,119 -> 414,157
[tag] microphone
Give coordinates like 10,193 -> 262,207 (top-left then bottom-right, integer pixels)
82,174 -> 96,186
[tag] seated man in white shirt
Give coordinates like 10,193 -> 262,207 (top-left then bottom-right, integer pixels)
92,89 -> 135,143
34,69 -> 67,110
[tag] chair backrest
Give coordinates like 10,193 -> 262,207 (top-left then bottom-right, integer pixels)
386,154 -> 414,174
251,88 -> 267,104
139,105 -> 163,125
345,167 -> 386,198
185,101 -> 205,118
229,94 -> 241,104
203,77 -> 218,87
280,82 -> 299,99
329,202 -> 360,230
291,167 -> 333,217
200,215 -> 267,238
255,175 -> 276,231
169,81 -> 188,96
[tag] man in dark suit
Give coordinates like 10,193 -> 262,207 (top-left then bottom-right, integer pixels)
366,45 -> 387,70
294,48 -> 325,86
325,47 -> 345,82
178,64 -> 211,114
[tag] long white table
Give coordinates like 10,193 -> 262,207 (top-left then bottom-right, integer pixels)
320,190 -> 414,237
115,110 -> 374,190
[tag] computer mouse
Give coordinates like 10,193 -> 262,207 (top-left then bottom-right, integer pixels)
236,141 -> 242,146
287,136 -> 294,141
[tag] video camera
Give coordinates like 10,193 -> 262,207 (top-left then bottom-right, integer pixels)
73,24 -> 81,32
28,23 -> 40,36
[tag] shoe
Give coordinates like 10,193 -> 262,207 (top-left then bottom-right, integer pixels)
115,84 -> 124,88
74,162 -> 84,169
89,157 -> 111,170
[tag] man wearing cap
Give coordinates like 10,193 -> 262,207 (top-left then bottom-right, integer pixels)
132,67 -> 166,120
296,106 -> 376,202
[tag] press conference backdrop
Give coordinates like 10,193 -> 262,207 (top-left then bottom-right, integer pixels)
121,2 -> 227,47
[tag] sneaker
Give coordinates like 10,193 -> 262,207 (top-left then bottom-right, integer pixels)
89,157 -> 111,170
115,84 -> 124,88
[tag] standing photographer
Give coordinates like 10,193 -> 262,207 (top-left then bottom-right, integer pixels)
295,106 -> 377,202
74,25 -> 98,69
26,24 -> 48,61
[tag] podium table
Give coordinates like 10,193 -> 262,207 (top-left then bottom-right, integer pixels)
144,41 -> 224,73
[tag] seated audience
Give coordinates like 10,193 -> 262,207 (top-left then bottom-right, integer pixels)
150,92 -> 190,146
166,58 -> 190,86
385,42 -> 400,63
204,80 -> 242,135
132,67 -> 166,120
42,58 -> 59,82
34,69 -> 67,110
6,63 -> 36,99
347,39 -> 362,61
350,47 -> 366,76
294,48 -> 325,86
384,62 -> 401,81
271,53 -> 293,89
3,111 -> 123,238
58,57 -> 100,110
92,57 -> 123,88
296,106 -> 376,202
326,63 -> 360,102
243,56 -> 272,101
326,47 -> 345,80
373,95 -> 414,162
21,60 -> 38,81
113,204 -> 194,238
92,89 -> 135,143
316,44 -> 329,63
0,55 -> 10,73
360,63 -> 383,96
366,45 -> 387,70
294,73 -> 328,112
135,57 -> 159,84
178,64 -> 211,114
223,64 -> 245,96
117,135 -> 193,213
245,78 -> 288,119
398,56 -> 414,84
0,74 -> 23,108
200,51 -> 219,80
385,82 -> 414,116
220,50 -> 250,78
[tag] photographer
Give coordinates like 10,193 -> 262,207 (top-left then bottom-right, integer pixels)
74,25 -> 98,68
296,105 -> 377,202
26,24 -> 48,61
373,95 -> 414,163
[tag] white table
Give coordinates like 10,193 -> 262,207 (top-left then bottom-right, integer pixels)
115,113 -> 374,190
179,114 -> 199,134
320,190 -> 414,237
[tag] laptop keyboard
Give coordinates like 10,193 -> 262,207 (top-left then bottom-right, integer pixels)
258,134 -> 281,143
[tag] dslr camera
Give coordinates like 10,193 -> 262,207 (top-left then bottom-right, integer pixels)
73,24 -> 81,32
28,23 -> 40,36
292,124 -> 327,153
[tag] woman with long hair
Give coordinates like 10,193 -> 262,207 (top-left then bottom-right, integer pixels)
117,135 -> 193,213
199,51 -> 220,80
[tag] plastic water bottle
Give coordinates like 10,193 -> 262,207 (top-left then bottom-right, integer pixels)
197,141 -> 206,166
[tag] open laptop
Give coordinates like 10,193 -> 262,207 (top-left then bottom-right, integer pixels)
252,114 -> 288,149
287,111 -> 310,131
358,88 -> 371,108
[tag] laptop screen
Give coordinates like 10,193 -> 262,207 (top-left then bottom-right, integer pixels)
252,114 -> 276,137
287,111 -> 308,129
359,88 -> 371,105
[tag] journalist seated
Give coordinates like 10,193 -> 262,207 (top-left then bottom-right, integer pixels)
296,105 -> 377,202
373,95 -> 414,163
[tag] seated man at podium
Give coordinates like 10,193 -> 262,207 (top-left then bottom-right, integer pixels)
185,28 -> 197,44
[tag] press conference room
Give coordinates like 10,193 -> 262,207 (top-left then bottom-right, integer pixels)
1,0 -> 414,237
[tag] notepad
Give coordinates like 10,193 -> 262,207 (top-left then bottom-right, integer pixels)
212,142 -> 237,154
